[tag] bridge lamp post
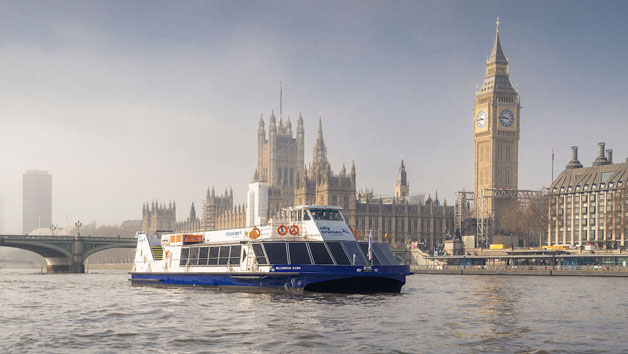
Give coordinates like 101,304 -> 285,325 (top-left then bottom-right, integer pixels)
75,221 -> 82,237
50,225 -> 57,236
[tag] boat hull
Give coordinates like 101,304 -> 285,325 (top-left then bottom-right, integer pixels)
130,265 -> 409,294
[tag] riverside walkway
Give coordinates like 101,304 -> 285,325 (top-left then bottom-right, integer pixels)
412,265 -> 628,277
0,234 -> 136,273
411,248 -> 628,276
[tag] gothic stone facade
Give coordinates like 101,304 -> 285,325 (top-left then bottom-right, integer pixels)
141,109 -> 455,249
473,20 -> 520,223
141,201 -> 176,235
255,109 -> 304,213
202,187 -> 246,231
354,195 -> 453,248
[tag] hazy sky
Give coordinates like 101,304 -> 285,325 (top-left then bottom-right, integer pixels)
1,1 -> 627,233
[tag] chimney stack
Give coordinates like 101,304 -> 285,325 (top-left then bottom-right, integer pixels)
566,146 -> 583,169
592,142 -> 609,166
606,149 -> 613,164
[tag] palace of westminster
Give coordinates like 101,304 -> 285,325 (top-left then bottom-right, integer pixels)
142,111 -> 453,248
142,20 -> 628,249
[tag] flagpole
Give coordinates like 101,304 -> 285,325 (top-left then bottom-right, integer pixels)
551,147 -> 555,185
368,229 -> 373,266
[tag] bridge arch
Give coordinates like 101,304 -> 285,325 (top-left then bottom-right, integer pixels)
0,240 -> 73,259
83,244 -> 135,260
0,235 -> 136,273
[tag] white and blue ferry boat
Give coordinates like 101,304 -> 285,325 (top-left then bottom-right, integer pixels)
131,205 -> 410,293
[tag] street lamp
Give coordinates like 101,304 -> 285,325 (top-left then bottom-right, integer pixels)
49,225 -> 57,236
75,220 -> 82,237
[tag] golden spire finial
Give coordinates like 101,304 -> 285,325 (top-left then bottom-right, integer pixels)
496,17 -> 500,32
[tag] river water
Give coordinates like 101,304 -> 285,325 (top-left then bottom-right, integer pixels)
1,270 -> 627,353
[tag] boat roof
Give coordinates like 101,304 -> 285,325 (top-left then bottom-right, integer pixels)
285,205 -> 344,211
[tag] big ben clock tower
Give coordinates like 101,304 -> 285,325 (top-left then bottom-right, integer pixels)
473,18 -> 520,220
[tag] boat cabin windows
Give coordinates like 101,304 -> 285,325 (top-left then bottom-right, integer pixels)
290,209 -> 312,223
179,248 -> 190,266
358,243 -> 381,265
326,241 -> 351,265
208,247 -> 219,265
252,243 -> 268,265
178,241 -> 397,267
180,245 -> 242,267
309,209 -> 344,222
342,242 -> 367,266
308,242 -> 334,265
357,242 -> 399,265
374,243 -> 397,264
264,242 -> 288,264
199,247 -> 209,265
219,247 -> 230,265
288,243 -> 312,265
256,241 -> 368,266
230,245 -> 241,266
189,247 -> 200,266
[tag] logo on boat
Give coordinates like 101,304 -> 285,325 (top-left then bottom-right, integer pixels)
319,226 -> 351,236
225,230 -> 242,237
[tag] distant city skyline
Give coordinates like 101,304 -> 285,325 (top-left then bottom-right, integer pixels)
1,1 -> 627,233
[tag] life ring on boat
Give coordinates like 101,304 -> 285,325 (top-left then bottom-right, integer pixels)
249,227 -> 261,239
277,224 -> 288,236
289,224 -> 299,236
351,228 -> 360,240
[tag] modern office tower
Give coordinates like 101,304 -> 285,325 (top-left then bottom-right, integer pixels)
0,192 -> 4,233
23,170 -> 52,234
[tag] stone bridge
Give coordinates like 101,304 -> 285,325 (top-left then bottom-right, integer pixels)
0,235 -> 137,273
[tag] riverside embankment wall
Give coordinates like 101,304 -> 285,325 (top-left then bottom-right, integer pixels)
411,268 -> 628,277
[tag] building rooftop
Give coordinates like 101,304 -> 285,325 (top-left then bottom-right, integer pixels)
24,170 -> 50,175
551,157 -> 627,193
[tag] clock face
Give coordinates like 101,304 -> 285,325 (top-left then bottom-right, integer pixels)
476,110 -> 487,128
499,109 -> 514,127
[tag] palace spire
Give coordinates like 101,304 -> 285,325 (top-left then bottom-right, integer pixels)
313,116 -> 328,166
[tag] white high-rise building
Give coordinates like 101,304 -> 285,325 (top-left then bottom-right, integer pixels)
247,182 -> 268,227
0,192 -> 4,234
23,170 -> 52,234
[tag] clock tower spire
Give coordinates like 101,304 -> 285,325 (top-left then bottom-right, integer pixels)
473,18 -> 521,225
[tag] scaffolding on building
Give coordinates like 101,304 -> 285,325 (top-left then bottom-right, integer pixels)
454,191 -> 474,238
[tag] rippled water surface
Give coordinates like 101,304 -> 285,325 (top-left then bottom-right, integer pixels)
2,270 -> 628,353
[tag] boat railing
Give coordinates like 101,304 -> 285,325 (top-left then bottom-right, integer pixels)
260,226 -> 275,238
264,220 -> 307,238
